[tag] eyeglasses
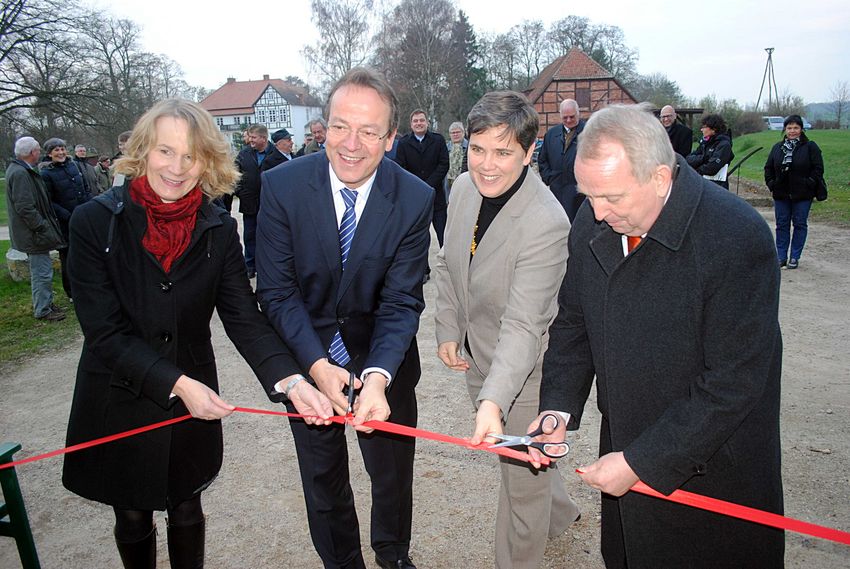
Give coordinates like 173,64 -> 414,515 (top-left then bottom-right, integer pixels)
660,114 -> 675,119
327,123 -> 391,144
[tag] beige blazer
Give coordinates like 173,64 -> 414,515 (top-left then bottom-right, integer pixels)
434,169 -> 570,415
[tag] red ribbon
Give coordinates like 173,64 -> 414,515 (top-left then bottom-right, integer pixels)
3,406 -> 848,547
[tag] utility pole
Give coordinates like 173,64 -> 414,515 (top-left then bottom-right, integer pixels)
756,48 -> 778,112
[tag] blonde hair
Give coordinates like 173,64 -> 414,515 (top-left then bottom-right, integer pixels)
114,99 -> 239,199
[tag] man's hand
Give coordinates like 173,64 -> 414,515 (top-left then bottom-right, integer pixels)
577,451 -> 639,497
309,358 -> 353,415
172,375 -> 235,420
527,410 -> 568,469
469,400 -> 503,446
437,341 -> 469,372
352,372 -> 391,433
289,379 -> 334,426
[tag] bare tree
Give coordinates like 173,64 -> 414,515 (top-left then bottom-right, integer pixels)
374,0 -> 455,128
830,80 -> 849,128
302,0 -> 374,94
511,20 -> 546,90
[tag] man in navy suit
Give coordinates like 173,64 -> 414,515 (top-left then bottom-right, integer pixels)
256,67 -> 434,569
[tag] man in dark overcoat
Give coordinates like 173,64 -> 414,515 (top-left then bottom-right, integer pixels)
394,109 -> 449,274
537,98 -> 586,221
530,104 -> 784,568
235,123 -> 273,278
660,105 -> 693,157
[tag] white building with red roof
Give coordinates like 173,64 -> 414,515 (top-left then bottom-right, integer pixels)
199,74 -> 323,146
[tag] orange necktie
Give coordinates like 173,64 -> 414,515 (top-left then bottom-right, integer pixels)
627,236 -> 642,253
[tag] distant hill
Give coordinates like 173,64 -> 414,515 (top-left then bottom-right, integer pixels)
805,101 -> 849,127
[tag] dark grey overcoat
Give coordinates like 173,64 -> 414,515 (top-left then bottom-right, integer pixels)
541,159 -> 784,568
62,181 -> 300,510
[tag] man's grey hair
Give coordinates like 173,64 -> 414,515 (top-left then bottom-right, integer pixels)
74,144 -> 86,151
448,121 -> 465,134
577,104 -> 676,183
308,117 -> 328,130
559,99 -> 579,114
14,136 -> 40,158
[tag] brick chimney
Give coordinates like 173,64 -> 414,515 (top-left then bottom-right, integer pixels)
263,74 -> 270,80
226,77 -> 236,83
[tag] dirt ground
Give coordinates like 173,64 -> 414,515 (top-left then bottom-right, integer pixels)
1,201 -> 848,568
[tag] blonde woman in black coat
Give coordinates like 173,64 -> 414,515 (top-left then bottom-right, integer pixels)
764,114 -> 825,269
62,99 -> 333,569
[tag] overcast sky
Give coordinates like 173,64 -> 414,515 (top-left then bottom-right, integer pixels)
85,0 -> 848,107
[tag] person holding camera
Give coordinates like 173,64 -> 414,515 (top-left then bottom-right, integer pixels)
764,114 -> 826,269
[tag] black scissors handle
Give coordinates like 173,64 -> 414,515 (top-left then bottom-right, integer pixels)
527,413 -> 561,438
345,372 -> 357,414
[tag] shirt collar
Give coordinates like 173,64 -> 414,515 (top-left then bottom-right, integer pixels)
328,163 -> 377,203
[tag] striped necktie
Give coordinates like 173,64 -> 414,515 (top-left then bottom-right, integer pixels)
329,187 -> 358,365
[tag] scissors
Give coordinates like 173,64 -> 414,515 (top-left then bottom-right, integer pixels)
488,413 -> 571,458
344,371 -> 357,421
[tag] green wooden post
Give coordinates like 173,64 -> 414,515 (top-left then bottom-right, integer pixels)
0,443 -> 41,569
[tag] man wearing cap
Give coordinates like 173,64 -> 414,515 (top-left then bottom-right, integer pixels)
262,128 -> 295,172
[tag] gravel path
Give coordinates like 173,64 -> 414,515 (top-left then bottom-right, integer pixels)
1,206 -> 848,568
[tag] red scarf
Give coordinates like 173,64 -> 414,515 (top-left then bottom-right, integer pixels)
129,176 -> 203,273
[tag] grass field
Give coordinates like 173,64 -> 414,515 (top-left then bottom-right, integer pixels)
732,129 -> 850,225
0,240 -> 80,367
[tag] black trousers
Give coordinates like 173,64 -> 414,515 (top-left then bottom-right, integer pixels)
286,369 -> 418,569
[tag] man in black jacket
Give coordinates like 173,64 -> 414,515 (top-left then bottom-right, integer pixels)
394,109 -> 449,281
660,105 -> 693,157
235,124 -> 273,278
262,129 -> 295,173
6,137 -> 66,321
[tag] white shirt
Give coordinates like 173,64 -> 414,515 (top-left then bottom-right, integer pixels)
327,164 -> 392,387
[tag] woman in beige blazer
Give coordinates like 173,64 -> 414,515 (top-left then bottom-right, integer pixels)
434,91 -> 580,568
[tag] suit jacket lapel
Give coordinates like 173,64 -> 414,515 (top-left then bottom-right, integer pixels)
306,157 -> 343,282
455,182 -> 481,308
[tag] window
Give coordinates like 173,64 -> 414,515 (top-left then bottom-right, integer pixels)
576,88 -> 591,110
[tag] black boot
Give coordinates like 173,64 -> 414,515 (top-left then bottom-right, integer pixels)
167,516 -> 205,569
115,525 -> 156,569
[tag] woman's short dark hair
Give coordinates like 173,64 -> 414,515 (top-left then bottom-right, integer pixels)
783,114 -> 804,129
466,91 -> 539,152
700,113 -> 727,134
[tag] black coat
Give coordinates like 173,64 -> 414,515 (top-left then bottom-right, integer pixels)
686,133 -> 734,188
394,131 -> 450,209
764,137 -> 824,201
235,144 -> 272,215
62,182 -> 300,510
537,120 -> 586,220
5,159 -> 64,254
541,159 -> 784,567
666,121 -> 693,157
260,146 -> 291,173
41,158 -> 91,239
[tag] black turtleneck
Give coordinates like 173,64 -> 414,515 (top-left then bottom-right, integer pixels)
471,165 -> 528,260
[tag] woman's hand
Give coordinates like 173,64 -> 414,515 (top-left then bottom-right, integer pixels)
437,341 -> 470,372
469,400 -> 503,446
172,375 -> 235,420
